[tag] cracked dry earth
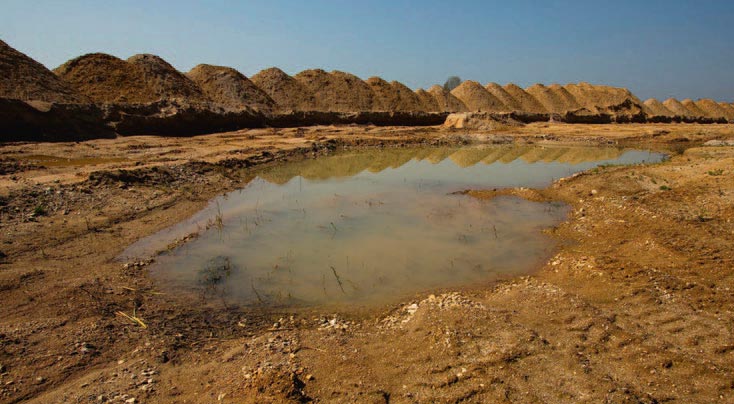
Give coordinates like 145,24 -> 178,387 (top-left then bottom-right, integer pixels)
0,123 -> 733,403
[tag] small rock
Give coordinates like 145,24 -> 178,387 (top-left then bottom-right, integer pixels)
125,398 -> 136,404
305,374 -> 314,381
0,364 -> 5,373
590,189 -> 598,196
36,377 -> 45,384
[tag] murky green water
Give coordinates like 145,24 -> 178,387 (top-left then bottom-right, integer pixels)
122,145 -> 665,308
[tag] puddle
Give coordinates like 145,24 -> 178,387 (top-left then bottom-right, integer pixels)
122,145 -> 665,309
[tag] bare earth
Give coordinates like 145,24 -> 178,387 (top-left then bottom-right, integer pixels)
1,123 -> 733,403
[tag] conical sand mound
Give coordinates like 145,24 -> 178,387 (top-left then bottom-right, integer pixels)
564,82 -> 643,111
415,88 -> 440,112
294,69 -> 374,112
549,84 -> 582,111
680,99 -> 708,118
0,39 -> 89,103
484,83 -> 521,111
428,85 -> 467,112
450,81 -> 508,112
716,102 -> 734,120
503,83 -> 547,113
367,77 -> 424,112
526,84 -> 580,113
643,99 -> 675,117
187,64 -> 275,112
695,99 -> 729,119
126,54 -> 208,104
250,67 -> 315,112
54,53 -> 153,103
390,81 -> 425,112
663,98 -> 694,117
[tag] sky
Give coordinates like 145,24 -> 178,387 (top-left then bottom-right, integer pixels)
2,0 -> 733,101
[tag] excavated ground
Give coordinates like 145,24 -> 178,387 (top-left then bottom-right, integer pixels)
0,123 -> 733,403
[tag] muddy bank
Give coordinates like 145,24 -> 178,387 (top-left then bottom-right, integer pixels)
0,124 -> 733,403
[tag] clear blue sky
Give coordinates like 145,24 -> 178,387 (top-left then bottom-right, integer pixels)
2,0 -> 733,101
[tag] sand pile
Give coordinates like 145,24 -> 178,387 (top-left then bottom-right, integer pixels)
294,69 -> 374,112
250,67 -> 315,112
716,102 -> 734,120
54,53 -> 153,103
55,53 -> 207,104
0,39 -> 89,103
450,81 -> 508,112
428,85 -> 467,112
680,99 -> 708,117
126,54 -> 208,104
367,77 -> 424,112
443,112 -> 523,130
526,84 -> 580,113
662,98 -> 694,117
415,89 -> 440,112
484,83 -> 521,111
504,83 -> 547,113
689,99 -> 726,119
564,82 -> 643,112
187,64 -> 275,112
643,99 -> 675,117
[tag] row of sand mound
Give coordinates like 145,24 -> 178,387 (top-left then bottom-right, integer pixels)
2,39 -> 733,122
0,39 -> 89,103
54,53 -> 210,105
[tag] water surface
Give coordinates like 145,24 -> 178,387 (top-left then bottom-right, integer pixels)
122,145 -> 665,308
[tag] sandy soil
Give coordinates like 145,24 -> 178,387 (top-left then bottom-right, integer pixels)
1,123 -> 733,403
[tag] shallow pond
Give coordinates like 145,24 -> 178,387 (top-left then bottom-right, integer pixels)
122,145 -> 665,308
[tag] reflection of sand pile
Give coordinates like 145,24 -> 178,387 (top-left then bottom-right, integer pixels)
504,83 -> 547,113
428,85 -> 467,112
1,39 -> 89,103
250,67 -> 315,111
367,77 -> 424,112
448,147 -> 497,167
519,147 -> 623,164
643,99 -> 675,117
450,81 -> 508,112
663,98 -> 694,117
295,69 -> 374,112
259,146 -> 634,185
187,64 -> 275,112
258,149 -> 423,183
423,147 -> 458,164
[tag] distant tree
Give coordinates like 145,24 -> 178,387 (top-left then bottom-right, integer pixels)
443,76 -> 462,92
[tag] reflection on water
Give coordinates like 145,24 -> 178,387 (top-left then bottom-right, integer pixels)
122,145 -> 665,308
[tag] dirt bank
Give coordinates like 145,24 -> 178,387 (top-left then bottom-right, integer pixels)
1,123 -> 733,403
